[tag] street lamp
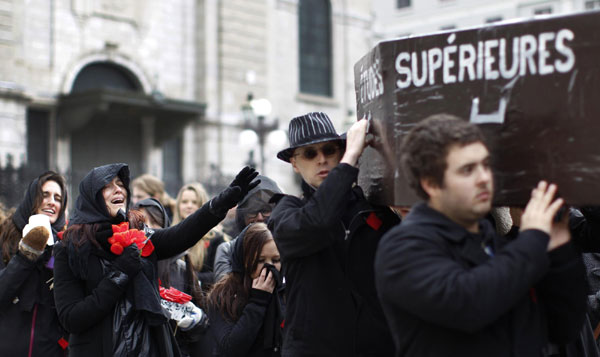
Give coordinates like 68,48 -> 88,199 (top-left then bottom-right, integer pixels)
239,93 -> 279,174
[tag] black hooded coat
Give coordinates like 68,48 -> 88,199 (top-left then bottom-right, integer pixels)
52,163 -> 225,357
0,173 -> 68,356
208,228 -> 284,357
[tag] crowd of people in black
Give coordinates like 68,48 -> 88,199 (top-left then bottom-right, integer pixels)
1,111 -> 599,357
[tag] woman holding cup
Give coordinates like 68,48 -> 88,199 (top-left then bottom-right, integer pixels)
0,171 -> 69,356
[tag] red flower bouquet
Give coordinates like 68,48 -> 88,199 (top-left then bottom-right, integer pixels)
108,222 -> 155,257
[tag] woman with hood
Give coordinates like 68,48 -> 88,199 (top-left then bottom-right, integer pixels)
213,175 -> 282,282
207,222 -> 284,357
0,171 -> 69,356
53,163 -> 259,357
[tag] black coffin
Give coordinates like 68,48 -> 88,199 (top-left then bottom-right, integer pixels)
354,10 -> 600,206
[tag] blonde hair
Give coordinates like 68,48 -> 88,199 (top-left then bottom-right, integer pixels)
173,183 -> 209,225
173,183 -> 230,272
131,174 -> 176,214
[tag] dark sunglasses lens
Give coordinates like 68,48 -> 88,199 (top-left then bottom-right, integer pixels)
302,149 -> 318,160
322,144 -> 338,156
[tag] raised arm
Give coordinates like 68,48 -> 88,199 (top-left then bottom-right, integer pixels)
269,164 -> 358,259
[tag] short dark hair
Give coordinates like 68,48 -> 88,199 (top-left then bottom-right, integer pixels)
401,114 -> 487,200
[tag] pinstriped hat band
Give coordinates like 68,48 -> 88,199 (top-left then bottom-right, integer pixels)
277,112 -> 344,162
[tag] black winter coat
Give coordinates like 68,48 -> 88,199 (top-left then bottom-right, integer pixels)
53,203 -> 223,357
268,163 -> 400,356
209,288 -> 282,357
375,202 -> 587,357
0,247 -> 67,356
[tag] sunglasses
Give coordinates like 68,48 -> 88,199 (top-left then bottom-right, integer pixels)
246,210 -> 272,220
293,143 -> 341,161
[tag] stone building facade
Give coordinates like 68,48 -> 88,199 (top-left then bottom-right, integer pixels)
0,0 -> 378,206
373,0 -> 600,39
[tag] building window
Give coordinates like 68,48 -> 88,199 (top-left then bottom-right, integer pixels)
397,0 -> 411,8
534,7 -> 553,14
486,16 -> 503,23
585,0 -> 600,10
26,109 -> 49,172
299,0 -> 332,97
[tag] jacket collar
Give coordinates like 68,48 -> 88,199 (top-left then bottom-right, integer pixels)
404,202 -> 495,244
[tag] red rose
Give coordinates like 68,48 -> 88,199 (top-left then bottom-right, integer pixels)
106,225 -> 154,257
110,242 -> 124,255
159,286 -> 192,304
141,239 -> 154,257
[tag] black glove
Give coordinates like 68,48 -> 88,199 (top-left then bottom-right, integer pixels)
209,167 -> 260,217
230,166 -> 260,198
112,245 -> 142,277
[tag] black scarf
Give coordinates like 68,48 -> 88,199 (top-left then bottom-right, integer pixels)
12,173 -> 67,241
65,163 -> 164,324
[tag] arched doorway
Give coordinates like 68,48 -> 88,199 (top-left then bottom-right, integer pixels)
58,61 -> 205,199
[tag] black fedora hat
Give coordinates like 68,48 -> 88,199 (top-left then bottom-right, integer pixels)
277,112 -> 345,162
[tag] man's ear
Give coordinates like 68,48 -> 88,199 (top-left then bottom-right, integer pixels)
420,177 -> 440,199
290,157 -> 300,174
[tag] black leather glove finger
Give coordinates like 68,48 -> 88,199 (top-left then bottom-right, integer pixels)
209,186 -> 242,217
112,245 -> 142,277
230,166 -> 259,196
246,179 -> 260,193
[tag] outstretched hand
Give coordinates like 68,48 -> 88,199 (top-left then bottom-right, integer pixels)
520,181 -> 567,250
209,167 -> 260,217
230,166 -> 260,197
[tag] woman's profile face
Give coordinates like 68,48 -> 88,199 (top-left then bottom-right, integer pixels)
36,180 -> 63,224
251,239 -> 281,279
103,176 -> 127,218
179,189 -> 199,220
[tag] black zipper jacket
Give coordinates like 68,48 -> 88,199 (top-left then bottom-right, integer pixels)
375,202 -> 587,357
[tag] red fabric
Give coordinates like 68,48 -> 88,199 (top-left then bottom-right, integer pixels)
28,304 -> 38,357
58,337 -> 69,350
366,212 -> 383,231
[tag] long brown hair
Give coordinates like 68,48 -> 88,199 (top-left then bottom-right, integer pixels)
0,172 -> 67,264
0,214 -> 20,265
207,223 -> 273,321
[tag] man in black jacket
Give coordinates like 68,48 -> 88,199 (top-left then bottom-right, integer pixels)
375,114 -> 587,357
268,112 -> 400,356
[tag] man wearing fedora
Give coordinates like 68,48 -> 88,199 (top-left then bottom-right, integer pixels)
268,112 -> 400,356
